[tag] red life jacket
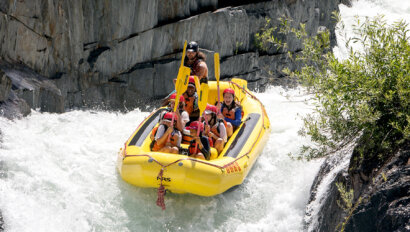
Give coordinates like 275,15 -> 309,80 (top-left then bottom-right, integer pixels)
188,136 -> 213,154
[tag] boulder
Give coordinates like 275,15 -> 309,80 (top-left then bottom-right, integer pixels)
0,60 -> 64,117
305,143 -> 410,232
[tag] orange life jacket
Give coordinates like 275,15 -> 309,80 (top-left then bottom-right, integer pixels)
182,133 -> 193,144
222,106 -> 236,120
150,125 -> 179,151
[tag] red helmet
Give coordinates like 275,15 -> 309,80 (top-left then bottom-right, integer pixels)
189,76 -> 195,84
188,76 -> 196,88
204,104 -> 217,114
186,121 -> 204,132
223,88 -> 235,96
169,93 -> 185,102
163,112 -> 178,121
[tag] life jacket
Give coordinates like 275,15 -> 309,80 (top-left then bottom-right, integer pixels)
186,58 -> 208,80
150,125 -> 179,151
188,137 -> 212,158
210,120 -> 228,144
182,133 -> 194,144
222,105 -> 237,120
183,92 -> 197,115
221,102 -> 244,121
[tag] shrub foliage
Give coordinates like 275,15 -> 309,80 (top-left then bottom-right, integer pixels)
256,15 -> 409,160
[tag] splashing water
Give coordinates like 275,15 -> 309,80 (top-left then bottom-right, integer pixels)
0,86 -> 322,232
1,0 -> 406,231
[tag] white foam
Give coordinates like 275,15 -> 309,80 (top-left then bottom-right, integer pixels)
0,87 -> 323,232
0,1 -> 405,231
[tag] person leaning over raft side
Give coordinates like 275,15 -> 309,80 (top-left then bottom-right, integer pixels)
151,112 -> 182,154
217,88 -> 242,137
203,104 -> 227,154
184,41 -> 208,84
186,121 -> 210,160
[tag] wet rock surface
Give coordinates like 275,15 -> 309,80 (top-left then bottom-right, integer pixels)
305,144 -> 410,232
0,0 -> 345,117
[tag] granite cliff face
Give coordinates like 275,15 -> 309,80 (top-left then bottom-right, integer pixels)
0,0 -> 343,116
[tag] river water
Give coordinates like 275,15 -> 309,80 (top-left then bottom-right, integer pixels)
0,0 -> 408,231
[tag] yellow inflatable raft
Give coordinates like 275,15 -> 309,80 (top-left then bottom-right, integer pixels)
117,78 -> 270,197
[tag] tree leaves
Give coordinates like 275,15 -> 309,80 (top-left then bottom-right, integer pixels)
257,15 -> 410,160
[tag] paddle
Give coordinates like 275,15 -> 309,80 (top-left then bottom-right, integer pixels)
173,40 -> 191,112
214,53 -> 220,104
194,82 -> 209,155
168,41 -> 191,142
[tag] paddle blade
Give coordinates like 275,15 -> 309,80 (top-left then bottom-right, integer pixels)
214,53 -> 220,83
198,83 -> 209,115
180,40 -> 187,69
174,66 -> 191,111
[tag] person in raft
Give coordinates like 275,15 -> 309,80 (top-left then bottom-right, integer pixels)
203,104 -> 227,154
165,93 -> 190,132
150,112 -> 182,154
184,41 -> 208,84
186,121 -> 210,160
217,88 -> 242,137
183,76 -> 200,122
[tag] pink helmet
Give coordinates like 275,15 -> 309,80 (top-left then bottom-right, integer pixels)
186,121 -> 204,132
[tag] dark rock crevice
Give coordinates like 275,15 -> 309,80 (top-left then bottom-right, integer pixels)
87,46 -> 110,68
218,0 -> 272,8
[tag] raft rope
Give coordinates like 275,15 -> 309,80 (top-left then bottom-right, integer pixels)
156,168 -> 166,210
123,81 -> 268,210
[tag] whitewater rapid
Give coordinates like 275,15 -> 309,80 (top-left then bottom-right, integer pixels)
1,0 -> 408,231
0,86 -> 321,232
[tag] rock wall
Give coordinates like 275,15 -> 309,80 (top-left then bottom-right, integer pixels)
305,144 -> 410,232
0,0 -> 343,115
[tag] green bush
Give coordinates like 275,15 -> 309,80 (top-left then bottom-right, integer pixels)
257,15 -> 409,160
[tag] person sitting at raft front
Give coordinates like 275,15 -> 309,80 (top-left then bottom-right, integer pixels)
150,112 -> 182,154
186,121 -> 210,160
203,104 -> 227,154
183,76 -> 200,122
217,88 -> 242,137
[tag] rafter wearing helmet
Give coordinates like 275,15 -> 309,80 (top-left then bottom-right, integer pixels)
203,104 -> 227,154
184,41 -> 208,84
216,88 -> 242,137
150,112 -> 182,154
